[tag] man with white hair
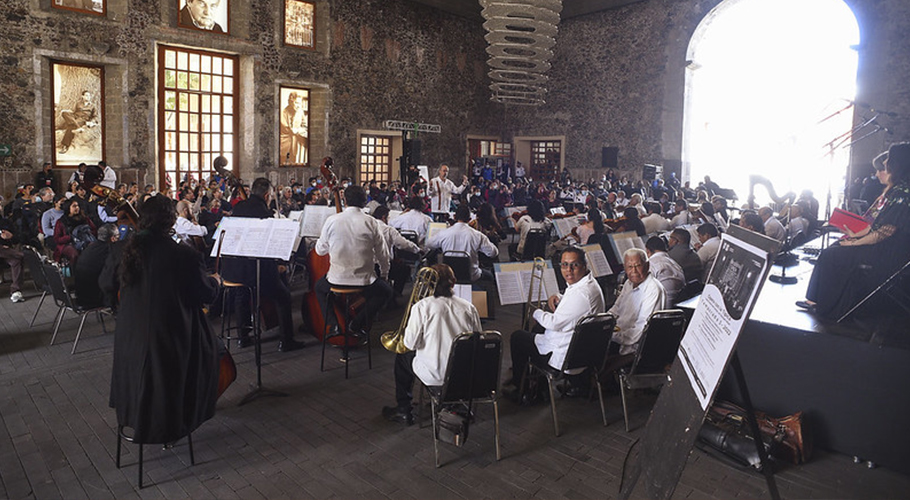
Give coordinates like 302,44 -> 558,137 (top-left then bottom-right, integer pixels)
180,0 -> 224,32
607,248 -> 667,356
427,163 -> 468,213
173,199 -> 208,245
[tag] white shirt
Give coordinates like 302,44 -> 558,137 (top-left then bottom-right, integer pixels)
427,222 -> 498,281
404,295 -> 482,386
532,272 -> 606,370
697,236 -> 721,267
378,219 -> 420,261
515,215 -> 552,254
428,176 -> 466,213
764,216 -> 786,242
642,213 -> 671,235
316,207 -> 390,286
647,251 -> 685,304
173,216 -> 207,244
608,274 -> 666,355
100,166 -> 117,190
670,210 -> 693,228
389,209 -> 432,246
788,216 -> 808,239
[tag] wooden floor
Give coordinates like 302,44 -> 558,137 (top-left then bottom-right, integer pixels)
1,271 -> 908,499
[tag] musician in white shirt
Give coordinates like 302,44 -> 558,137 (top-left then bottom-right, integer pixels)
427,164 -> 468,213
644,236 -> 685,304
507,247 -> 605,389
315,185 -> 392,337
173,199 -> 207,244
608,248 -> 667,356
426,205 -> 498,282
381,264 -> 482,425
372,205 -> 421,298
389,196 -> 433,246
695,223 -> 721,270
759,207 -> 786,242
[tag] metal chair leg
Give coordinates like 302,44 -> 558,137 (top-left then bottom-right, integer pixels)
321,293 -> 332,372
619,374 -> 631,432
99,311 -> 107,334
188,433 -> 195,465
29,291 -> 46,327
138,443 -> 143,489
72,312 -> 89,355
49,307 -> 65,346
116,426 -> 122,468
432,398 -> 440,468
546,375 -> 559,437
493,398 -> 501,461
594,372 -> 608,427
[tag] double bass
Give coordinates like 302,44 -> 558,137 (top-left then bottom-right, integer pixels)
300,158 -> 363,346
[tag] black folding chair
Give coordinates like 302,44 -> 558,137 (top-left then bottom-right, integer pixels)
23,246 -> 52,327
616,309 -> 687,431
425,331 -> 502,467
44,261 -> 111,354
522,313 -> 617,437
521,228 -> 548,260
442,250 -> 473,285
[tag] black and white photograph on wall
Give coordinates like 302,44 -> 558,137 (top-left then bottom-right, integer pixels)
178,0 -> 229,34
52,62 -> 104,167
284,0 -> 316,49
52,0 -> 105,16
279,87 -> 309,166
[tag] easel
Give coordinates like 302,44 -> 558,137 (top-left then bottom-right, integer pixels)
619,226 -> 782,500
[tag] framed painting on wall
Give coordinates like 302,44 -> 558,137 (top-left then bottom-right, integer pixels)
52,62 -> 105,167
279,86 -> 310,166
178,0 -> 229,34
52,0 -> 106,16
284,0 -> 315,49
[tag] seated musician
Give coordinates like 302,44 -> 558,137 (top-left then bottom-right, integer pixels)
759,207 -> 786,242
222,178 -> 304,352
381,264 -> 482,425
670,198 -> 694,227
644,236 -> 685,304
505,247 -> 605,398
667,228 -> 704,283
74,223 -> 119,309
511,200 -> 551,257
426,204 -> 499,282
371,205 -> 421,300
798,143 -> 910,319
642,202 -> 671,235
315,185 -> 392,338
173,199 -> 208,246
389,196 -> 433,247
738,211 -> 766,235
695,223 -> 721,269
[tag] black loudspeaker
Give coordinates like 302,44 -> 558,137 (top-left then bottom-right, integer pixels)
602,147 -> 618,169
409,140 -> 421,165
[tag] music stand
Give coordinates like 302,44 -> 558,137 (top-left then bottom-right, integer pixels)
239,259 -> 289,406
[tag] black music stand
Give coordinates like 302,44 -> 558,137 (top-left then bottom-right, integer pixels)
239,258 -> 289,406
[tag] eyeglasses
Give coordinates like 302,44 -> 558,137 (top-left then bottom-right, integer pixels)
560,262 -> 584,269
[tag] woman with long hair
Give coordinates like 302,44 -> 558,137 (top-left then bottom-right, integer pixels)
512,199 -> 552,259
102,194 -> 221,445
576,207 -> 605,245
53,198 -> 96,264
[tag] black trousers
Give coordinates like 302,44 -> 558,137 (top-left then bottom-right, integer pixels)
509,329 -> 550,387
315,276 -> 392,332
394,351 -> 441,411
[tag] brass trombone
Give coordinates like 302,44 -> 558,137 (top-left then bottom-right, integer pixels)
522,257 -> 548,331
381,266 -> 439,354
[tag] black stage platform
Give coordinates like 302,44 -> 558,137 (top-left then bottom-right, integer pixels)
678,234 -> 910,474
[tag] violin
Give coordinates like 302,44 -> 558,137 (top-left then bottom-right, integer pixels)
81,166 -> 139,227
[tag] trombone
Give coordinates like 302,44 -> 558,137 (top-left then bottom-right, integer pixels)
522,257 -> 548,331
381,266 -> 439,353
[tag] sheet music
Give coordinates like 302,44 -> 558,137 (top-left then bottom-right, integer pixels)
542,265 -> 559,297
494,263 -> 526,305
428,222 -> 448,240
550,206 -> 566,215
288,210 -> 304,221
609,231 -> 645,262
300,206 -> 337,237
210,217 -> 299,260
494,261 -> 560,305
582,244 -> 613,277
553,216 -> 579,239
453,284 -> 473,303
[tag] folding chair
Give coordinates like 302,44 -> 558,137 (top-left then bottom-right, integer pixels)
23,246 -> 52,327
44,261 -> 111,354
425,331 -> 502,467
838,258 -> 910,323
522,228 -> 548,260
616,309 -> 687,431
442,250 -> 473,285
522,313 -> 616,437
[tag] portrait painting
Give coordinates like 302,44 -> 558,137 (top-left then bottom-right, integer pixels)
284,0 -> 316,49
178,0 -> 229,34
279,87 -> 310,166
52,62 -> 105,167
52,0 -> 105,16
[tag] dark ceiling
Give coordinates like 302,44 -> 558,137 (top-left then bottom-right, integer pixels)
403,0 -> 647,21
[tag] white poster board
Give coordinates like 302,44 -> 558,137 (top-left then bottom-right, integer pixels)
493,260 -> 560,306
211,217 -> 301,261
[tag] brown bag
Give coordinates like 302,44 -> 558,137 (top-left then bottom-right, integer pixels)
708,400 -> 812,464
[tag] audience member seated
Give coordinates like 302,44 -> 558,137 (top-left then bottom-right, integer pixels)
74,223 -> 119,309
644,236 -> 685,304
41,196 -> 66,251
0,212 -> 26,303
54,198 -> 97,266
381,264 -> 482,425
667,228 -> 704,283
506,247 -> 605,399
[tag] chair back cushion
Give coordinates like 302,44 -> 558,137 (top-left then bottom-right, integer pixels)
441,331 -> 502,402
523,229 -> 548,260
563,313 -> 616,371
442,252 -> 473,284
631,309 -> 687,375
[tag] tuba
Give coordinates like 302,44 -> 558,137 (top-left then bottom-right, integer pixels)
381,266 -> 439,354
522,257 -> 548,331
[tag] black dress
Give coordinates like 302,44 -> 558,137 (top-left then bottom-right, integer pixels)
103,234 -> 220,444
806,183 -> 910,319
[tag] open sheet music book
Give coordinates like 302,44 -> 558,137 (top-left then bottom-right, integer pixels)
211,217 -> 300,261
493,261 -> 560,306
608,231 -> 645,262
552,216 -> 580,239
581,244 -> 613,277
299,205 -> 338,238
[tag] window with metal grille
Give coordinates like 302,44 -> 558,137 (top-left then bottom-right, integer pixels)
159,46 -> 238,193
359,135 -> 391,184
531,140 -> 561,180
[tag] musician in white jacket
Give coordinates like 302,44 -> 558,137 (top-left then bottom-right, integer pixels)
427,164 -> 467,213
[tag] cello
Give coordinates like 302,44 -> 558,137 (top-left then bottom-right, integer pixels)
300,158 -> 363,345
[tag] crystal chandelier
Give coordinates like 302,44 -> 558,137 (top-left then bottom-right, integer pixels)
480,0 -> 563,106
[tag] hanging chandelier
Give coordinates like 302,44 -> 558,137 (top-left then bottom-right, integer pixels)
479,0 -> 563,106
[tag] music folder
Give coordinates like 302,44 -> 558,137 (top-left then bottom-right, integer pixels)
828,207 -> 869,234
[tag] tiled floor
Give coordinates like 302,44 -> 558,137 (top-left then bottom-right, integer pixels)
1,276 -> 908,499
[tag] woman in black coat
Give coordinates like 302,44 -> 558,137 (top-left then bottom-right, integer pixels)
101,195 -> 220,444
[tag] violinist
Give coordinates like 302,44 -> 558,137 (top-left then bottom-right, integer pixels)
615,207 -> 647,237
511,200 -> 551,257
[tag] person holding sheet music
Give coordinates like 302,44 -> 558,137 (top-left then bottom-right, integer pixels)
505,247 -> 605,400
798,143 -> 910,319
426,204 -> 498,282
314,185 -> 392,339
221,178 -> 304,352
